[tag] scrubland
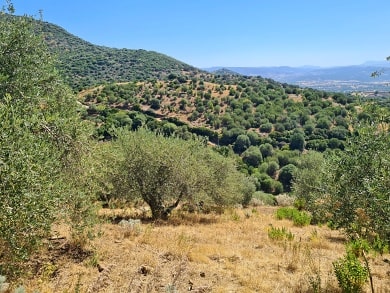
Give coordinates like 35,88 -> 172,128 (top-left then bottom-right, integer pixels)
15,206 -> 390,293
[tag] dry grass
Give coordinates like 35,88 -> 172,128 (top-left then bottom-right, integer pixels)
11,207 -> 390,292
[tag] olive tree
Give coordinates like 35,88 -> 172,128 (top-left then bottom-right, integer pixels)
0,5 -> 94,272
292,151 -> 330,222
293,106 -> 390,246
325,107 -> 390,244
278,164 -> 298,192
108,128 -> 253,219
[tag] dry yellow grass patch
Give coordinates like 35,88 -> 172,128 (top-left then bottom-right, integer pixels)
12,206 -> 390,292
287,94 -> 303,102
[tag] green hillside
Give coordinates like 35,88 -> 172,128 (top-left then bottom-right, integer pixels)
33,18 -> 199,91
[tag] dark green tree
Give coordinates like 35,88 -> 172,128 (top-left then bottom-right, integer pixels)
278,164 -> 298,192
266,161 -> 280,178
233,134 -> 251,153
242,146 -> 263,167
259,143 -> 274,158
289,132 -> 305,151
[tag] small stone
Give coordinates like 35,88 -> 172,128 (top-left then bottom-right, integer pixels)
0,282 -> 10,293
138,265 -> 151,275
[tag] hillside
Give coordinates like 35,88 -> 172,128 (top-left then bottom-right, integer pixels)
29,18 -> 200,91
79,72 -> 354,153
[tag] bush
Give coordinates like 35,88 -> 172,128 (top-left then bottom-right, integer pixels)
250,191 -> 276,206
333,253 -> 368,293
276,207 -> 312,226
275,194 -> 296,206
268,226 -> 294,241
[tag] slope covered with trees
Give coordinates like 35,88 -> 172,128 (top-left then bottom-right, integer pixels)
15,15 -> 199,91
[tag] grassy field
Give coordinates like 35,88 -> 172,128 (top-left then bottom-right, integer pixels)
14,206 -> 390,292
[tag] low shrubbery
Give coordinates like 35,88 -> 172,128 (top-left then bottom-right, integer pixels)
250,191 -> 276,206
276,207 -> 312,226
268,226 -> 295,241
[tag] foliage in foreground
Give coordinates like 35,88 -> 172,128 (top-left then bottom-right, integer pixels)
98,128 -> 255,219
293,105 -> 390,247
333,253 -> 368,293
0,5 -> 95,275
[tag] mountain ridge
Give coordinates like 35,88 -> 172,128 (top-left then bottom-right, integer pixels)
204,63 -> 390,92
25,16 -> 202,91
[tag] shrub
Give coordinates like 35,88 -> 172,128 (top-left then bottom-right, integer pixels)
276,207 -> 312,226
250,191 -> 276,206
275,193 -> 296,206
333,253 -> 368,293
268,226 -> 294,241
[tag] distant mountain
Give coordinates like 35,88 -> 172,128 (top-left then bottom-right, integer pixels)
205,64 -> 390,92
21,16 -> 200,91
212,68 -> 241,76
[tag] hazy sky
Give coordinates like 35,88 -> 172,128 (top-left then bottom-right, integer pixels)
9,0 -> 390,68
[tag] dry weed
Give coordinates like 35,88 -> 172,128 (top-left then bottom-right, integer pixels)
9,206 -> 390,292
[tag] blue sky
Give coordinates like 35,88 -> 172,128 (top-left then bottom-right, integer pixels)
8,0 -> 390,68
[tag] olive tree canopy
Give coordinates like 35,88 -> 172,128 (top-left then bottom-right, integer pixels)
108,128 -> 253,219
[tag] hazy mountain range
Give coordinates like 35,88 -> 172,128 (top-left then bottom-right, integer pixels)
204,62 -> 390,92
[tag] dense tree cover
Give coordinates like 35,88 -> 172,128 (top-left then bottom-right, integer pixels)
96,128 -> 254,219
80,75 -> 356,152
78,74 -> 390,195
0,5 -> 95,274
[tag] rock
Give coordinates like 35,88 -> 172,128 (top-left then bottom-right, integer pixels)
0,282 -> 9,293
138,265 -> 151,276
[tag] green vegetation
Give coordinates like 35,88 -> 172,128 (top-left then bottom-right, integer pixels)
267,226 -> 295,241
76,74 -> 361,195
96,128 -> 254,219
275,207 -> 312,227
293,105 -> 390,247
33,18 -> 198,91
1,4 -> 390,289
0,5 -> 95,275
333,252 -> 369,293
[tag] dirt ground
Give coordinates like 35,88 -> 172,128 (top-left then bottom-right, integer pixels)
10,206 -> 390,293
